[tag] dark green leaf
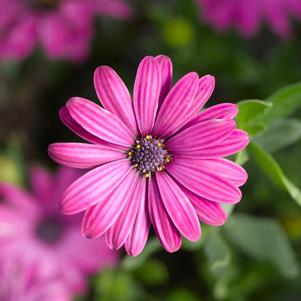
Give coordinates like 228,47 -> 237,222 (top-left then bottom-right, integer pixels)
224,214 -> 299,279
248,142 -> 301,206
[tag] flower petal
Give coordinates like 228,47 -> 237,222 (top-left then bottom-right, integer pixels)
186,75 -> 215,117
94,66 -> 138,134
148,178 -> 182,252
59,106 -> 104,145
105,176 -> 146,250
156,172 -> 201,241
183,103 -> 238,130
67,97 -> 134,147
153,72 -> 199,137
155,55 -> 173,107
124,181 -> 150,257
167,158 -> 242,204
133,56 -> 161,136
30,166 -> 53,203
168,119 -> 235,151
181,186 -> 227,226
192,158 -> 248,186
60,159 -> 131,214
48,143 -> 124,169
173,129 -> 249,159
0,184 -> 38,217
82,169 -> 138,239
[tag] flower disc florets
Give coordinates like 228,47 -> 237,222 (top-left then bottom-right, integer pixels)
128,135 -> 172,177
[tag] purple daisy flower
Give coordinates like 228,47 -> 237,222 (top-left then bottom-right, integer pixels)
0,0 -> 132,62
0,166 -> 117,299
48,55 -> 249,256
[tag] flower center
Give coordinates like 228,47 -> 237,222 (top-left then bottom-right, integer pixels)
128,135 -> 172,177
36,216 -> 64,244
28,0 -> 59,10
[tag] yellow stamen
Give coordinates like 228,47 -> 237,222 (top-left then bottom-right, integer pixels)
157,142 -> 162,147
134,163 -> 139,168
128,151 -> 133,156
136,144 -> 141,149
157,166 -> 163,171
146,135 -> 151,141
145,172 -> 151,178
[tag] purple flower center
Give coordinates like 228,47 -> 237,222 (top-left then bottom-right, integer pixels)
128,135 -> 172,177
36,216 -> 64,244
28,0 -> 59,10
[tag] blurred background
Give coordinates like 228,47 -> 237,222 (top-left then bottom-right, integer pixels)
0,0 -> 301,300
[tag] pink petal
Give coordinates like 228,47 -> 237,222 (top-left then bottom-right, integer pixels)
156,172 -> 201,241
148,178 -> 182,252
48,143 -> 124,169
153,72 -> 199,138
185,75 -> 215,118
60,159 -> 131,214
105,176 -> 146,250
133,56 -> 161,136
167,119 -> 235,151
167,158 -> 242,204
0,184 -> 38,217
82,169 -> 138,238
155,55 -> 173,107
192,158 -> 248,186
30,166 -> 53,203
66,97 -> 134,147
173,129 -> 249,159
183,103 -> 238,130
182,187 -> 227,226
125,181 -> 150,256
94,66 -> 138,134
59,106 -> 104,145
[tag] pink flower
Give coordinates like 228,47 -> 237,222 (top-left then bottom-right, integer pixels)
0,0 -> 132,62
0,260 -> 70,301
197,0 -> 301,38
48,55 -> 249,256
0,166 -> 117,299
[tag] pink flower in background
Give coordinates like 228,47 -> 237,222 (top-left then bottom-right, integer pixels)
0,260 -> 70,301
197,0 -> 301,37
0,0 -> 132,62
48,55 -> 249,256
0,166 -> 117,300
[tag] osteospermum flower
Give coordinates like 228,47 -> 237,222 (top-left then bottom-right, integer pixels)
0,260 -> 70,301
0,166 -> 117,299
0,0 -> 132,62
48,55 -> 249,256
197,0 -> 301,37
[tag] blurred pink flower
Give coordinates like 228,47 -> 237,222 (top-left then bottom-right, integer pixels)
197,0 -> 301,37
0,0 -> 132,62
0,260 -> 70,301
0,166 -> 117,299
48,55 -> 249,256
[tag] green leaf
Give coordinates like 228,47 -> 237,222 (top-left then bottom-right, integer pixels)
204,229 -> 232,278
236,99 -> 272,135
203,229 -> 235,300
256,82 -> 301,125
255,119 -> 301,153
248,142 -> 301,206
235,149 -> 249,166
236,99 -> 272,126
224,214 -> 299,279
